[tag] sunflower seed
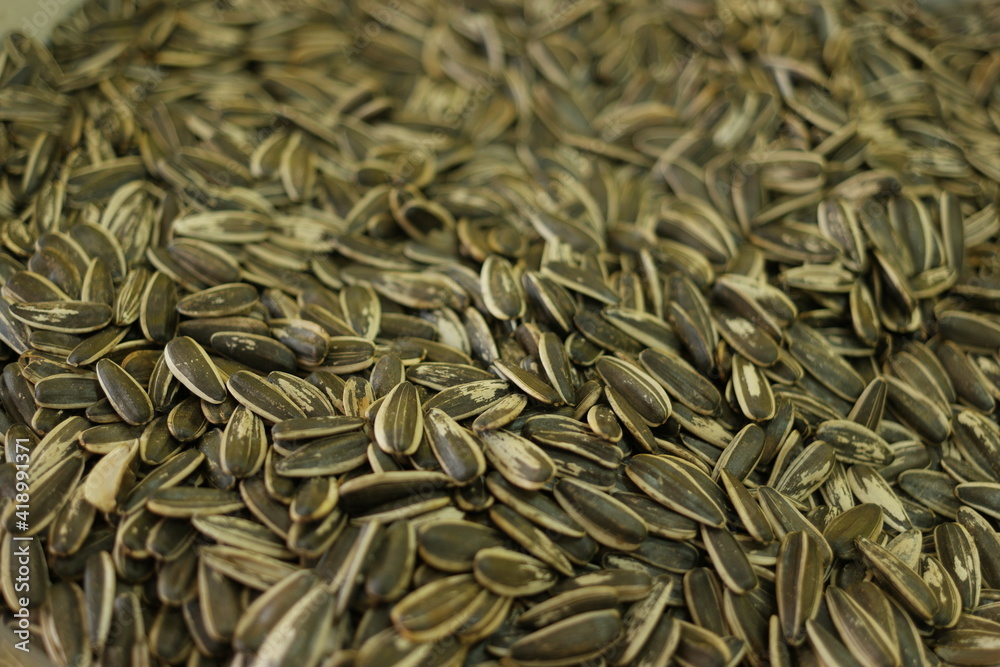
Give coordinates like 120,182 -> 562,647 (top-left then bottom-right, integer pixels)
490,504 -> 574,576
163,336 -> 227,404
34,374 -> 102,409
227,370 -> 305,422
509,608 -> 623,664
423,407 -> 486,484
775,531 -> 824,646
627,455 -> 727,528
373,381 -> 423,457
474,546 -> 556,597
480,428 -> 556,491
935,522 -> 981,611
555,478 -> 648,551
702,524 -> 757,594
519,585 -> 618,629
856,536 -> 939,623
823,503 -> 884,560
95,358 -> 154,425
211,332 -> 298,374
481,255 -> 525,320
391,574 -> 481,643
597,356 -> 672,426
3,2 -> 999,662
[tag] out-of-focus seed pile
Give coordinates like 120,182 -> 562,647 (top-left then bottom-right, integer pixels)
3,0 -> 1000,665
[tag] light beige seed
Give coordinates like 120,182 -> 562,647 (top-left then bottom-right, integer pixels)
82,440 -> 138,514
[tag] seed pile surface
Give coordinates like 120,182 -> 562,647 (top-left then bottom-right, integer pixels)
3,0 -> 1000,665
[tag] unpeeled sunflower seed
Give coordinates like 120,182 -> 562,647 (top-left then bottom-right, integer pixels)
2,2 -> 999,664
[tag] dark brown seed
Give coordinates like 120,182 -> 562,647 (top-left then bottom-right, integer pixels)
163,336 -> 227,404
9,300 -> 113,333
139,271 -> 179,344
177,283 -> 258,318
474,547 -> 556,597
480,429 -> 556,491
422,379 -> 511,420
227,370 -> 306,423
96,359 -> 154,425
211,332 -> 298,374
177,316 -> 271,347
554,478 -> 648,551
626,455 -> 726,527
34,374 -> 102,410
596,356 -> 672,426
374,381 -> 423,456
509,609 -> 623,663
424,408 -> 486,484
640,347 -> 722,416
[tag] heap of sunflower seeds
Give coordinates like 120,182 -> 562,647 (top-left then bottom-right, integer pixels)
3,0 -> 1000,664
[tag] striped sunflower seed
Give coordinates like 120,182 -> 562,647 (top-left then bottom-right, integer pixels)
163,336 -> 227,404
373,381 -> 423,457
474,547 -> 557,597
9,300 -> 113,333
95,359 -> 154,425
